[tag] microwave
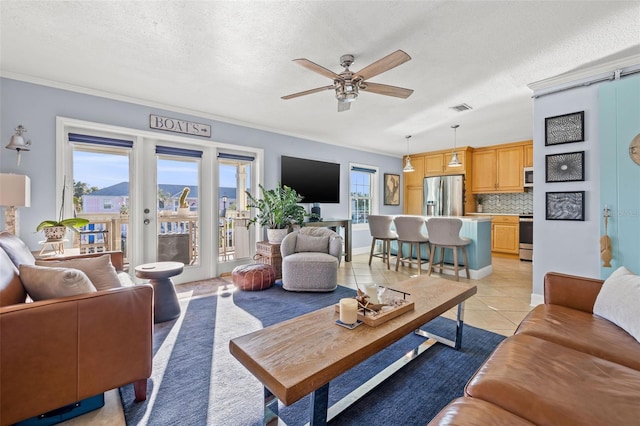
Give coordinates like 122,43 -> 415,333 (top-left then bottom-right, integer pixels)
524,167 -> 534,187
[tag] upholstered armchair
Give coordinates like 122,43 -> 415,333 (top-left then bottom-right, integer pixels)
0,232 -> 152,425
280,227 -> 342,292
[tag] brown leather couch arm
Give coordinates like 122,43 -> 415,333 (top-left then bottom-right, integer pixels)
0,284 -> 152,425
37,250 -> 124,272
544,272 -> 604,313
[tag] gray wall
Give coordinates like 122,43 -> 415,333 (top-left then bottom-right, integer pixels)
0,78 -> 403,249
531,83 -> 601,301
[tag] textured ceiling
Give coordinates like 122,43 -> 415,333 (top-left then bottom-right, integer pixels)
1,1 -> 639,157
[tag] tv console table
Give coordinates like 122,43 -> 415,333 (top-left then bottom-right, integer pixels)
303,219 -> 351,262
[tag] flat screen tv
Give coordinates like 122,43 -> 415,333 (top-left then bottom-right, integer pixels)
281,155 -> 340,203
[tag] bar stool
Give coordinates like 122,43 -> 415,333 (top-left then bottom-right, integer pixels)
426,218 -> 471,281
394,216 -> 430,275
367,215 -> 398,269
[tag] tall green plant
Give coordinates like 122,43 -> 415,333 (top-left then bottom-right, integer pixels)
246,183 -> 306,229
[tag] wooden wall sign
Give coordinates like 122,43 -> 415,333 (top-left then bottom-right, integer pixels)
149,114 -> 211,138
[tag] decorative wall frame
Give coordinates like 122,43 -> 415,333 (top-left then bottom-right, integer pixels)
545,111 -> 584,146
546,191 -> 585,221
383,173 -> 400,206
545,151 -> 585,182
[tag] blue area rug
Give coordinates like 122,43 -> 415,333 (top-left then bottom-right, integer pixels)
120,281 -> 505,425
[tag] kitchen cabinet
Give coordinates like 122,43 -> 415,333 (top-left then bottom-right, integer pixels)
471,143 -> 525,193
404,186 -> 423,215
524,143 -> 534,168
424,150 -> 468,176
403,155 -> 424,215
491,215 -> 519,255
403,155 -> 424,187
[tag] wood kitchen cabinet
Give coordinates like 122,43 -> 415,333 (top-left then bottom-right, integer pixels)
424,149 -> 468,176
491,215 -> 519,255
403,155 -> 424,215
471,141 -> 528,193
524,143 -> 534,168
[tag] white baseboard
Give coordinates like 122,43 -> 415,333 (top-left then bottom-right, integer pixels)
530,293 -> 544,307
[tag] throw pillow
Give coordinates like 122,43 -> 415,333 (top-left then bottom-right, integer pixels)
19,264 -> 97,301
295,234 -> 329,253
36,254 -> 121,291
593,266 -> 640,343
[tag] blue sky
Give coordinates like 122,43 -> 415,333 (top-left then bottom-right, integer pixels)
74,151 -> 237,189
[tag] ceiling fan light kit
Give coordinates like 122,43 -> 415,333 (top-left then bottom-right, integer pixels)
282,50 -> 414,112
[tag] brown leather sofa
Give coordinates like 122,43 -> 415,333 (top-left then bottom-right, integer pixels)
0,232 -> 153,425
429,272 -> 640,425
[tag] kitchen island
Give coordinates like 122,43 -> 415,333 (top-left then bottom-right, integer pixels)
391,215 -> 492,279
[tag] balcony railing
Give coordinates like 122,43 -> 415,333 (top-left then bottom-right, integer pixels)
76,212 -> 249,267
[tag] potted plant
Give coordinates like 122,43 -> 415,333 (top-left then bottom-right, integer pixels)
245,183 -> 306,243
36,181 -> 90,241
476,195 -> 484,213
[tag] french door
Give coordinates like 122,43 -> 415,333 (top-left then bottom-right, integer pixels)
58,117 -> 260,283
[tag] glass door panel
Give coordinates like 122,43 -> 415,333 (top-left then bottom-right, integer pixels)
218,159 -> 252,264
72,145 -> 131,268
156,156 -> 200,267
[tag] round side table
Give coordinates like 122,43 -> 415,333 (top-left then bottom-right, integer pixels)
135,261 -> 184,323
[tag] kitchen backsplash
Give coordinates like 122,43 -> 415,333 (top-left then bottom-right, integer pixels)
475,191 -> 533,214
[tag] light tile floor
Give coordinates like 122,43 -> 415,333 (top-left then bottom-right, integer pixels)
61,253 -> 534,425
339,252 -> 534,336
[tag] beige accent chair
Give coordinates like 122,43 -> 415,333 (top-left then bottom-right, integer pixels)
426,218 -> 471,281
394,216 -> 430,275
367,215 -> 398,270
280,227 -> 342,292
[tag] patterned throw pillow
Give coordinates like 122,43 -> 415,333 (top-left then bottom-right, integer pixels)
19,264 -> 96,301
36,254 -> 121,291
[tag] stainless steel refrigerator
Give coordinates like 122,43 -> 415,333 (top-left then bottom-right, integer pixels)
423,174 -> 465,216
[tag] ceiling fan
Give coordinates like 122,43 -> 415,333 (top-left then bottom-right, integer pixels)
281,50 -> 413,112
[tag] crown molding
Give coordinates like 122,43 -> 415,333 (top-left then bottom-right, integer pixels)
528,53 -> 640,92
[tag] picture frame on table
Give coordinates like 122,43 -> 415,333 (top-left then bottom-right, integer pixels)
545,151 -> 585,183
383,173 -> 400,206
546,191 -> 585,221
545,111 -> 584,146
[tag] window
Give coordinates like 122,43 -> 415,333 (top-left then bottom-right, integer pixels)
349,164 -> 378,225
103,199 -> 113,210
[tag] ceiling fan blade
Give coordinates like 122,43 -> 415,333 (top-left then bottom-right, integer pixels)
293,58 -> 342,80
338,101 -> 351,112
360,82 -> 414,99
354,50 -> 411,81
281,85 -> 334,100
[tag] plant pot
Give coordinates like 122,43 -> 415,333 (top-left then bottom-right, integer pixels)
267,228 -> 288,244
43,226 -> 67,241
178,207 -> 190,216
476,205 -> 483,213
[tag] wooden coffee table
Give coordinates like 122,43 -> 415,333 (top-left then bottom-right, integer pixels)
229,276 -> 477,425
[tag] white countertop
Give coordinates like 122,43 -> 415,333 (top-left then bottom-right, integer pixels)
467,212 -> 523,217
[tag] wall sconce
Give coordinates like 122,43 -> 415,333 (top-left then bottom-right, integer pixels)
6,125 -> 32,166
0,173 -> 31,235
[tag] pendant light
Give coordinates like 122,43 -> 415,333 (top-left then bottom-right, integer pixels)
402,135 -> 414,173
448,124 -> 462,167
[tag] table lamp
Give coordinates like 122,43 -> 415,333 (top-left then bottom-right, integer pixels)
0,173 -> 31,235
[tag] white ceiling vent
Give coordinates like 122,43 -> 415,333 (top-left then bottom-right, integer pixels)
450,103 -> 473,112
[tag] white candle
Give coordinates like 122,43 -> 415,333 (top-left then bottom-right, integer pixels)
339,298 -> 358,325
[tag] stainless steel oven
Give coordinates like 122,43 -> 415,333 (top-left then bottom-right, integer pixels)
519,215 -> 533,261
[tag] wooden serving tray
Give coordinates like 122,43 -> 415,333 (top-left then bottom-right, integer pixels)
334,299 -> 414,327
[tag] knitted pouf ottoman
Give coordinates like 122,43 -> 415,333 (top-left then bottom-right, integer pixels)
232,263 -> 276,291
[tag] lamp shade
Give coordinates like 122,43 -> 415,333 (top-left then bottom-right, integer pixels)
0,174 -> 31,207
